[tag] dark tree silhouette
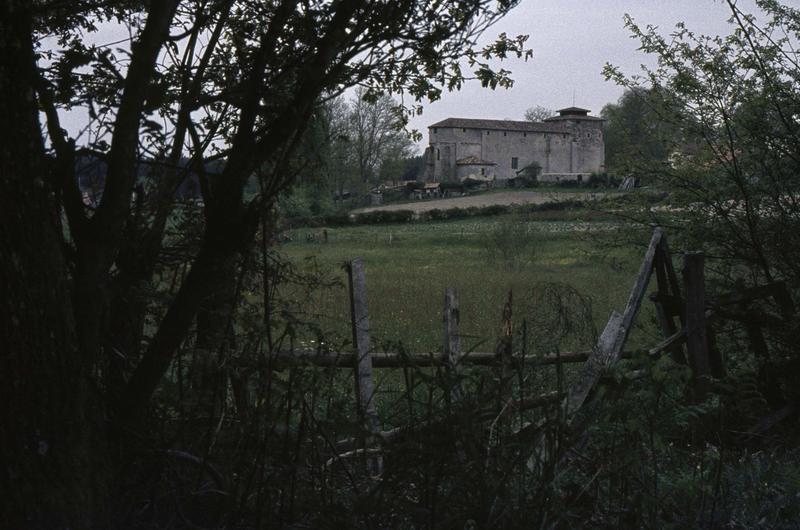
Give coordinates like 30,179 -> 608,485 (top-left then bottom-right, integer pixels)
0,0 -> 529,525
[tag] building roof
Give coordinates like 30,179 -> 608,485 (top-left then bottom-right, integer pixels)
456,155 -> 496,166
544,107 -> 604,122
430,117 -> 567,133
557,106 -> 590,115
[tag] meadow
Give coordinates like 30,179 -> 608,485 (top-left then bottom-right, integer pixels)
277,209 -> 662,356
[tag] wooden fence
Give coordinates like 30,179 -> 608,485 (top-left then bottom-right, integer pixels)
270,228 -> 795,475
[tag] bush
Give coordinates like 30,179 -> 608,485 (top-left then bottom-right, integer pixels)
353,209 -> 414,224
481,214 -> 536,269
422,208 -> 448,221
321,213 -> 353,226
439,181 -> 464,192
482,204 -> 510,216
404,180 -> 425,191
527,199 -> 585,213
587,172 -> 623,188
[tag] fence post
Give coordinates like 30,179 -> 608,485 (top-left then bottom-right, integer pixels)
683,252 -> 712,398
346,258 -> 382,476
443,287 -> 462,404
659,234 -> 684,324
651,241 -> 686,363
498,290 -> 514,407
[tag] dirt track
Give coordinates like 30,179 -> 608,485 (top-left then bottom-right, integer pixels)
352,191 -> 606,214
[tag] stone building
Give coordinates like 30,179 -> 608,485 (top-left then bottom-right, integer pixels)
424,107 -> 604,184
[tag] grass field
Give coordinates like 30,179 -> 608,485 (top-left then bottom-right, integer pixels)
277,211 -> 662,355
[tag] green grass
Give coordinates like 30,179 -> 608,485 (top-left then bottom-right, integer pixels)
278,213 -> 661,355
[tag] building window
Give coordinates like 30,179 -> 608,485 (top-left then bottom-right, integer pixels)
436,149 -> 440,160
481,168 -> 485,176
503,132 -> 507,136
486,131 -> 490,135
433,128 -> 438,134
523,132 -> 527,137
511,157 -> 519,169
462,128 -> 466,132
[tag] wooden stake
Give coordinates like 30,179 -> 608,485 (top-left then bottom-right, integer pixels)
497,290 -> 514,407
652,242 -> 685,363
683,252 -> 712,398
443,287 -> 462,403
617,228 -> 663,350
346,258 -> 382,476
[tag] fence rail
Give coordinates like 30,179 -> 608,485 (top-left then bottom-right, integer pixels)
273,228 -> 794,476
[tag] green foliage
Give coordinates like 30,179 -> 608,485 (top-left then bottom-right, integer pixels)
481,214 -> 537,270
604,2 -> 800,287
600,87 -> 681,177
275,207 -> 800,526
586,172 -> 622,188
604,1 -> 800,432
439,180 -> 465,192
279,184 -> 338,218
352,209 -> 415,224
281,214 -> 636,351
511,161 -> 542,187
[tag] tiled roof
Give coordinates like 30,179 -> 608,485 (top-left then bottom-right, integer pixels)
546,107 -> 603,122
430,117 -> 567,133
545,114 -> 604,122
556,106 -> 591,114
456,155 -> 496,166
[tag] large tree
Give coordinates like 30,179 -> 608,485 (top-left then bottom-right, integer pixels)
600,87 -> 682,176
604,0 -> 800,287
604,0 -> 800,421
0,0 -> 529,525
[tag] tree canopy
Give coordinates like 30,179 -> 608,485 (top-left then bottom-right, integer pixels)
600,87 -> 682,176
0,0 -> 529,525
523,104 -> 554,122
604,0 -> 800,287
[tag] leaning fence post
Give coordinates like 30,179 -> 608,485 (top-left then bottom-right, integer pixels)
651,241 -> 686,364
346,258 -> 382,476
683,252 -> 712,398
443,287 -> 463,404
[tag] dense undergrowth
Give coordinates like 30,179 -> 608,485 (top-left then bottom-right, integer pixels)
115,203 -> 800,528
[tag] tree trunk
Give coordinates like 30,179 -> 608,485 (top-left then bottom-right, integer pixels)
0,1 -> 106,525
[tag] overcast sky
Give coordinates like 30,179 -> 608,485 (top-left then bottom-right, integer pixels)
52,0 -> 768,152
406,0 -> 763,150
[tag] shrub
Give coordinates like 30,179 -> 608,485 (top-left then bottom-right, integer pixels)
585,172 -> 622,188
422,208 -> 448,221
321,213 -> 353,226
446,207 -> 470,219
482,204 -> 510,216
353,209 -> 414,224
439,181 -> 464,192
481,214 -> 536,269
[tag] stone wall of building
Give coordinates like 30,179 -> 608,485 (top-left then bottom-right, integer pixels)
425,108 -> 605,183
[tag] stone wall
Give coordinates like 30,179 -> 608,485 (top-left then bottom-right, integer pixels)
426,114 -> 604,182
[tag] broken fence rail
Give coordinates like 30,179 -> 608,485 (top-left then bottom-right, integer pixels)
259,348 -> 655,369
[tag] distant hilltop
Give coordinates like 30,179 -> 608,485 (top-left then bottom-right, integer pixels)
424,107 -> 604,184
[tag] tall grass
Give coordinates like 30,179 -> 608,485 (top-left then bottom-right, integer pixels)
279,214 -> 659,353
